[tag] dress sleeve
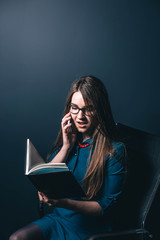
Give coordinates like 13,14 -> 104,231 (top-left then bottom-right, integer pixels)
96,142 -> 126,216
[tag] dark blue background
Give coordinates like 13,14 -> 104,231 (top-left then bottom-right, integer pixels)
0,0 -> 160,239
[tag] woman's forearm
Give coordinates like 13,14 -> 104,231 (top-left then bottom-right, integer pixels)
49,146 -> 71,163
58,199 -> 102,216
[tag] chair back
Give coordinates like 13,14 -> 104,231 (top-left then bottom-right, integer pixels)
112,123 -> 160,235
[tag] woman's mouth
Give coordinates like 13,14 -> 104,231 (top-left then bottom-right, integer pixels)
77,121 -> 87,128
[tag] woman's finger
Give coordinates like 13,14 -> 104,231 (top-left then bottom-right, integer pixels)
47,199 -> 58,207
61,114 -> 71,126
63,122 -> 72,132
38,192 -> 43,201
42,194 -> 49,203
47,203 -> 53,207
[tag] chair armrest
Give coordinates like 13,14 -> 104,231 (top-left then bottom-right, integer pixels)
86,228 -> 152,240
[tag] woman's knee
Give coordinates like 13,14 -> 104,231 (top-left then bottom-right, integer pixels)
9,232 -> 17,240
9,224 -> 43,240
9,230 -> 28,240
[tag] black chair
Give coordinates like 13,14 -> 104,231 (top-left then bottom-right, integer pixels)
86,123 -> 160,240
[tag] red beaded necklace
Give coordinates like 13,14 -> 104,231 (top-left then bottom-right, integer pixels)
77,140 -> 90,148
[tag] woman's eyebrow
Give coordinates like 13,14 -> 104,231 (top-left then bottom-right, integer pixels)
70,103 -> 78,106
70,103 -> 93,109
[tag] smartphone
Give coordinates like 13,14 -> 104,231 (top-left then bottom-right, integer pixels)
67,118 -> 72,133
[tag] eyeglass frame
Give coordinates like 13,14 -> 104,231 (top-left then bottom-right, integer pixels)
69,103 -> 95,116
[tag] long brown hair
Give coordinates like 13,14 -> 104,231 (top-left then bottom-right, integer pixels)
49,76 -> 119,199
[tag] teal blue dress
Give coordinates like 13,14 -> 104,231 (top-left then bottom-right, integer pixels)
32,139 -> 126,240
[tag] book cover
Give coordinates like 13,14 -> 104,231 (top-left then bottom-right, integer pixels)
25,139 -> 86,199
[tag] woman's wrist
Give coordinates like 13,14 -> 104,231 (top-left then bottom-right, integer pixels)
61,144 -> 73,153
56,198 -> 69,208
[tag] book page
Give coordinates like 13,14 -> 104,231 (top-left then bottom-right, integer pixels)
25,139 -> 45,174
28,163 -> 69,175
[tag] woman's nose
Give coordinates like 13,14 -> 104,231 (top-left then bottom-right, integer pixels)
77,109 -> 85,118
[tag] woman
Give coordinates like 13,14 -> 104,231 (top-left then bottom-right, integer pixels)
10,76 -> 126,240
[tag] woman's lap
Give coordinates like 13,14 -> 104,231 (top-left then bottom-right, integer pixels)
32,215 -> 66,240
10,214 -> 105,240
32,214 -> 88,240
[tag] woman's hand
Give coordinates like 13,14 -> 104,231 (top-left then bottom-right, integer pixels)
49,113 -> 77,164
38,192 -> 60,207
61,112 -> 77,151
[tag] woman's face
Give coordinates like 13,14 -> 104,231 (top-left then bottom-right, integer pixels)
70,91 -> 96,141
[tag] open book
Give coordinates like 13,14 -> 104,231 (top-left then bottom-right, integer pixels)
25,139 -> 85,199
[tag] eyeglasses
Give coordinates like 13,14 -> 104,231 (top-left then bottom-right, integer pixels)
69,103 -> 94,116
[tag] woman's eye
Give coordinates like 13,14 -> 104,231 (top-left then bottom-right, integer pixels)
71,106 -> 78,110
